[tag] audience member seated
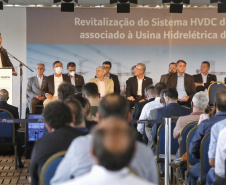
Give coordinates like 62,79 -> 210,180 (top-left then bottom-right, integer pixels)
167,60 -> 196,107
103,61 -> 120,94
215,127 -> 226,179
26,63 -> 46,113
82,83 -> 100,118
89,66 -> 114,98
64,97 -> 89,133
43,61 -> 71,107
206,91 -> 226,184
72,94 -> 97,130
29,101 -> 87,185
66,62 -> 85,87
138,82 -> 166,134
126,63 -> 153,108
173,92 -> 209,139
59,117 -> 155,185
193,61 -> 217,92
132,85 -> 155,120
51,94 -> 158,185
0,89 -> 23,168
58,82 -> 75,101
145,89 -> 166,148
188,89 -> 226,185
152,88 -> 191,144
160,62 -> 177,85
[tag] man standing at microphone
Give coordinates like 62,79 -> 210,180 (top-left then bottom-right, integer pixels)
0,33 -> 17,76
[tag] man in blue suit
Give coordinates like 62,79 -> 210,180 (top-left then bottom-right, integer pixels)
152,88 -> 191,144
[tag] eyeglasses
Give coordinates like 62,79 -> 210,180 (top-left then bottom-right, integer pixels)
135,68 -> 142,71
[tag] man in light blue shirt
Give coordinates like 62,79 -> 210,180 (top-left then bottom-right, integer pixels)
51,94 -> 158,185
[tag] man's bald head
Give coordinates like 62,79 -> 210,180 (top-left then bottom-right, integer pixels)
91,117 -> 136,171
98,94 -> 129,121
0,89 -> 9,101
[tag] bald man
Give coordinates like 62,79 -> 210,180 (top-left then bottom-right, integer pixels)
60,117 -> 155,185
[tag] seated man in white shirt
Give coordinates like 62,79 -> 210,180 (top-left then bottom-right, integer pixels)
89,66 -> 114,98
43,61 -> 71,107
60,116 -> 155,185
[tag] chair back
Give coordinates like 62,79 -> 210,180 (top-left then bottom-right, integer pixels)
179,121 -> 198,157
40,150 -> 66,185
157,117 -> 179,161
208,81 -> 226,106
199,132 -> 211,184
0,109 -> 14,142
186,126 -> 199,173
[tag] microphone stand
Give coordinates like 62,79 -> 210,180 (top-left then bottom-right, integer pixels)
1,47 -> 33,118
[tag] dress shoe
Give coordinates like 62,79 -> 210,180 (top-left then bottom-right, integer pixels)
17,160 -> 24,168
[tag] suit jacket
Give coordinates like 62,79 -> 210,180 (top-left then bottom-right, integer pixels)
193,73 -> 217,92
132,97 -> 155,120
44,74 -> 71,96
29,126 -> 87,185
126,76 -> 153,99
26,76 -> 47,98
160,74 -> 170,85
89,78 -> 114,96
0,49 -> 15,71
68,73 -> 85,87
0,101 -> 19,119
152,103 -> 191,143
109,73 -> 120,94
166,73 -> 196,100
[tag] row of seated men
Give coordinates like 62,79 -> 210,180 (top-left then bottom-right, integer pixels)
27,59 -> 216,114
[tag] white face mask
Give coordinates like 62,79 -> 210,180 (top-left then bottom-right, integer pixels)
55,67 -> 62,74
69,71 -> 75,76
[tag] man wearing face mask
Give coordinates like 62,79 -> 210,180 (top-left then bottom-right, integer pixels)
67,62 -> 85,88
43,61 -> 71,107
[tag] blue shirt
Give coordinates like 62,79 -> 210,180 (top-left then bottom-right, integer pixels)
189,112 -> 226,159
208,118 -> 226,158
50,134 -> 158,185
177,73 -> 187,100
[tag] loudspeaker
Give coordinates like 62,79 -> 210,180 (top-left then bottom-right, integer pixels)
117,3 -> 130,13
61,3 -> 74,12
170,4 -> 183,13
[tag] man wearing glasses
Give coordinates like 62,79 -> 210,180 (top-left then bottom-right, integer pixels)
126,63 -> 153,108
26,63 -> 47,113
102,61 -> 120,94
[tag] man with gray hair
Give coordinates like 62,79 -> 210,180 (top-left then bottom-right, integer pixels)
89,66 -> 114,98
126,63 -> 153,107
26,63 -> 47,113
173,92 -> 209,139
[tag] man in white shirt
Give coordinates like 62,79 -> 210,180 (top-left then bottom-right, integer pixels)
215,127 -> 226,178
59,116 -> 155,185
193,61 -> 217,92
89,66 -> 114,98
26,63 -> 47,113
138,82 -> 166,134
43,61 -> 71,107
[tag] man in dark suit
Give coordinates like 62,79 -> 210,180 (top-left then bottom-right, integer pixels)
126,63 -> 153,107
29,101 -> 87,185
0,33 -> 17,76
0,89 -> 23,168
103,61 -> 120,94
26,63 -> 47,113
66,62 -> 85,89
132,85 -> 155,120
152,88 -> 191,144
166,60 -> 196,107
160,62 -> 177,85
193,61 -> 217,92
43,61 -> 71,107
